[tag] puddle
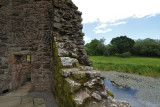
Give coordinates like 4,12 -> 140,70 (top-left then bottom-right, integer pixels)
104,78 -> 160,107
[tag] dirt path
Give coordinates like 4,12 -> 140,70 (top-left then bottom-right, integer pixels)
101,71 -> 160,105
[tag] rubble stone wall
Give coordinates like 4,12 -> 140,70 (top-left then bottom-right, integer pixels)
0,0 -> 54,92
51,0 -> 130,107
0,0 -> 9,93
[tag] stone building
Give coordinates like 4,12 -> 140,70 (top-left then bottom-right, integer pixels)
0,0 -> 130,106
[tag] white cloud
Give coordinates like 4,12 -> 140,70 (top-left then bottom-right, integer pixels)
84,36 -> 90,41
72,0 -> 160,23
110,22 -> 127,26
95,29 -> 112,34
95,24 -> 107,29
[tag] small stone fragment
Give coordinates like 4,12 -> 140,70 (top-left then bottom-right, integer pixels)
74,90 -> 91,105
86,70 -> 101,78
83,78 -> 98,88
100,91 -> 108,98
91,92 -> 102,101
79,66 -> 93,71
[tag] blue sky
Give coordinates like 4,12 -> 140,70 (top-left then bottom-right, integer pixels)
72,0 -> 160,44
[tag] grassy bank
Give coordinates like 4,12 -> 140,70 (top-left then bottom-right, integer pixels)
90,56 -> 160,77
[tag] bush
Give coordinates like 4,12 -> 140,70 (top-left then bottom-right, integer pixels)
118,52 -> 131,58
85,38 -> 105,56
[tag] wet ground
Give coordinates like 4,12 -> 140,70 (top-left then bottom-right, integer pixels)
102,71 -> 160,107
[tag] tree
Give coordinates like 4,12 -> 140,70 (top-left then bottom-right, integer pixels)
132,38 -> 160,56
85,38 -> 105,56
110,36 -> 135,54
104,45 -> 116,56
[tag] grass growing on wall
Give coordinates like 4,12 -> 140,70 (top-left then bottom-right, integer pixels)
90,56 -> 160,77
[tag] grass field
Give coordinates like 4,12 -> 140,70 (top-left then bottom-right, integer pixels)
90,56 -> 160,77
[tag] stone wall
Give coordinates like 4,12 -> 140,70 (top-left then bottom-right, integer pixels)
0,0 -> 54,92
52,0 -> 92,66
51,0 -> 130,107
0,0 -> 9,93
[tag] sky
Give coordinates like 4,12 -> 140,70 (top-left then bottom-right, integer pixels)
72,0 -> 160,44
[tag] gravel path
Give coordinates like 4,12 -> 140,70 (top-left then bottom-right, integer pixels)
101,71 -> 160,104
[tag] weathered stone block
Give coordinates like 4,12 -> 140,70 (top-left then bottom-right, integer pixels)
64,78 -> 81,93
79,66 -> 93,71
86,71 -> 101,78
83,78 -> 98,88
73,90 -> 91,105
53,23 -> 62,29
91,92 -> 102,101
57,48 -> 69,56
34,98 -> 45,106
60,57 -> 78,67
61,68 -> 79,77
72,71 -> 87,80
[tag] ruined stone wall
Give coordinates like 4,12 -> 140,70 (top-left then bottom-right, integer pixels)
52,0 -> 92,66
51,0 -> 130,107
0,0 -> 130,106
0,0 -> 54,92
0,0 -> 9,93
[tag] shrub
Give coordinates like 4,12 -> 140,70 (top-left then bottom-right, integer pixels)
119,52 -> 131,58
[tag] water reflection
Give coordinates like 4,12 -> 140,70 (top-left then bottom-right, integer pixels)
104,78 -> 159,107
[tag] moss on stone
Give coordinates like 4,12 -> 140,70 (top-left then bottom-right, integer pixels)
52,41 -> 78,107
72,72 -> 87,80
74,61 -> 80,67
107,89 -> 114,98
64,78 -> 81,93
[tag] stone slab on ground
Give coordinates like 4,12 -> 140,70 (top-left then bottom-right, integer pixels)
0,97 -> 21,107
34,98 -> 45,106
26,92 -> 59,107
0,82 -> 58,107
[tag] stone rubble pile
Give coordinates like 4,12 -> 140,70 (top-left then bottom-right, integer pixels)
59,64 -> 131,107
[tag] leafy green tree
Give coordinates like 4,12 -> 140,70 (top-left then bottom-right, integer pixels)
104,45 -> 116,56
110,36 -> 135,54
132,38 -> 160,56
85,38 -> 105,56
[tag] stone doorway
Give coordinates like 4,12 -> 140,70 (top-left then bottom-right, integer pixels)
8,53 -> 32,90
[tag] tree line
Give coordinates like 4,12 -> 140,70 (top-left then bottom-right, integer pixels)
85,36 -> 160,57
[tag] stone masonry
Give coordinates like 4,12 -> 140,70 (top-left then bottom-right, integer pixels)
0,0 -> 131,107
0,0 -> 53,92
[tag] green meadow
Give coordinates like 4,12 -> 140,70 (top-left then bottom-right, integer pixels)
90,56 -> 160,77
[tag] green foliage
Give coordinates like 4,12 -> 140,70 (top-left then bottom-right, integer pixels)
86,37 -> 160,57
85,38 -> 106,56
117,52 -> 132,58
90,56 -> 160,77
131,38 -> 160,57
104,45 -> 116,56
110,36 -> 135,54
